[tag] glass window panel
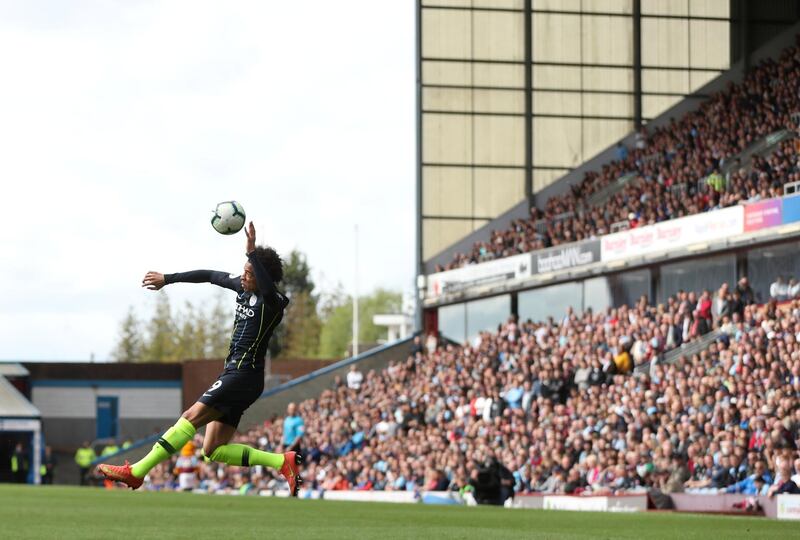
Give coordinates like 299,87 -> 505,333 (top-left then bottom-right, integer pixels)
472,63 -> 525,87
473,169 -> 525,217
423,88 -> 525,114
533,168 -> 570,192
642,68 -> 689,94
518,282 -> 583,323
533,13 -> 581,64
642,18 -> 689,68
422,113 -> 473,164
473,11 -> 524,61
612,270 -> 653,305
424,0 -> 524,7
533,0 -> 581,11
583,119 -> 633,161
689,20 -> 730,70
641,0 -> 689,16
533,91 -> 581,115
582,0 -> 632,14
423,87 -> 473,112
422,61 -> 472,86
473,89 -> 525,114
747,242 -> 800,304
690,70 -> 721,91
585,269 -> 652,313
658,255 -> 736,303
421,8 -> 472,59
642,94 -> 683,119
584,277 -> 613,313
533,65 -> 582,90
422,166 -> 472,217
581,15 -> 633,66
533,117 -> 582,168
582,67 -> 634,91
473,115 -> 525,166
582,93 -> 634,117
438,302 -> 466,344
689,0 -> 729,18
423,218 -> 476,260
472,218 -> 490,232
466,295 -> 511,342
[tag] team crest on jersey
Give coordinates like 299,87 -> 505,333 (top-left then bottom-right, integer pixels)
249,294 -> 258,307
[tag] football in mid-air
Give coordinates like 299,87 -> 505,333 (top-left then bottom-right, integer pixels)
211,201 -> 246,235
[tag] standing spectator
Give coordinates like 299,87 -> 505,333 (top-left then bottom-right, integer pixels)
706,169 -> 726,193
100,441 -> 119,458
737,277 -> 756,305
74,441 -> 96,486
615,142 -> 628,162
41,446 -> 56,485
770,276 -> 789,301
11,443 -> 28,484
346,365 -> 364,391
425,332 -> 438,354
282,402 -> 304,452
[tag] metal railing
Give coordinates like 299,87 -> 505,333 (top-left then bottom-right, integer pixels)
634,328 -> 723,376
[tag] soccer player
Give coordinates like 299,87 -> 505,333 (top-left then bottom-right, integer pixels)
96,222 -> 302,494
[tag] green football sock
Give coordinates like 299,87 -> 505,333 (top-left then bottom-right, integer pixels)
207,444 -> 285,470
130,417 -> 196,478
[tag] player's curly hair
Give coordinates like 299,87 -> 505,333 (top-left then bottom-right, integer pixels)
253,246 -> 284,283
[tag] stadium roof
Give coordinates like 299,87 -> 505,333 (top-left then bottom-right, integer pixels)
0,375 -> 40,419
0,362 -> 29,377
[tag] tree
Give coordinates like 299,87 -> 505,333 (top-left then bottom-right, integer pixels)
111,307 -> 144,363
317,288 -> 402,358
270,249 -> 321,359
206,291 -> 232,358
140,292 -> 179,362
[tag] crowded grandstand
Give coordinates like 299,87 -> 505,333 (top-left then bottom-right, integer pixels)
134,276 -> 800,507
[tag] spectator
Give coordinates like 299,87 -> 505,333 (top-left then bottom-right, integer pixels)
41,446 -> 56,485
346,365 -> 363,390
74,441 -> 96,486
282,402 -> 304,452
11,443 -> 28,484
789,277 -> 800,299
770,276 -> 789,301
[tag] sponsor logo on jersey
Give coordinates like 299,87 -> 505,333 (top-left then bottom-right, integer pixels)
236,303 -> 255,318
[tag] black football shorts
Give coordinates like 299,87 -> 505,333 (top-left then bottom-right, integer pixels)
197,370 -> 265,428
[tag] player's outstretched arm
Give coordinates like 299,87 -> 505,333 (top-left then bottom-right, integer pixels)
142,269 -> 240,292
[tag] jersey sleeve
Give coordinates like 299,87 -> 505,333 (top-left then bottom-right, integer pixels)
163,270 -> 242,292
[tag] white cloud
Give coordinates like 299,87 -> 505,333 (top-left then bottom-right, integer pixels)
0,0 -> 415,360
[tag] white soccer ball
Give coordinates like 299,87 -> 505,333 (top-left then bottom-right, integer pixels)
211,201 -> 246,235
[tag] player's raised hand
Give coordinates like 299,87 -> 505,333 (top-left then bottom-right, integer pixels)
142,271 -> 166,291
245,221 -> 256,254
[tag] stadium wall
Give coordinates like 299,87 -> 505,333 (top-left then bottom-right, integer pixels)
31,382 -> 181,449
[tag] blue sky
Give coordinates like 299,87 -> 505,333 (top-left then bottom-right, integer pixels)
0,1 -> 415,361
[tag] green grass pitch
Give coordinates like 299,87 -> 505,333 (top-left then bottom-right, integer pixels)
0,485 -> 796,539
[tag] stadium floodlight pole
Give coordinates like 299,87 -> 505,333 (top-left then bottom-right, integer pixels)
353,224 -> 359,358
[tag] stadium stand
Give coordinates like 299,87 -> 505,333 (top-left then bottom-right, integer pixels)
137,278 -> 800,501
438,37 -> 800,272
